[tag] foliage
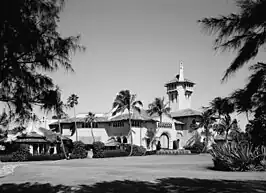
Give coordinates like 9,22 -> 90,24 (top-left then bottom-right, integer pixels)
210,143 -> 266,171
246,114 -> 266,147
199,0 -> 266,81
67,94 -> 79,108
27,154 -> 64,161
67,94 -> 79,139
0,153 -> 64,162
156,149 -> 191,155
0,0 -> 84,122
11,144 -> 31,162
184,141 -> 204,153
147,97 -> 171,122
120,144 -> 146,156
213,114 -> 239,141
85,112 -> 96,142
208,97 -> 234,118
70,141 -> 88,159
112,90 -> 143,156
144,128 -> 159,150
92,141 -> 105,158
198,108 -> 216,150
103,149 -> 128,158
145,150 -> 157,155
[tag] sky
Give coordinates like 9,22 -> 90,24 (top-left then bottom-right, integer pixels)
4,0 -> 266,129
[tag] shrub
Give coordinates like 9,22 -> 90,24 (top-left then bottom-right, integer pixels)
145,150 -> 157,155
27,154 -> 64,161
70,141 -> 88,159
120,144 -> 146,156
103,149 -> 128,158
184,141 -> 204,153
11,144 -> 31,162
211,143 -> 266,172
92,141 -> 105,158
156,149 -> 191,155
0,154 -> 13,162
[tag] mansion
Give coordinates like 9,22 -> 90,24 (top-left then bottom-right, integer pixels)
49,62 -> 203,150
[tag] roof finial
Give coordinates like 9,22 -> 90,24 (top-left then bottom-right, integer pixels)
179,61 -> 184,81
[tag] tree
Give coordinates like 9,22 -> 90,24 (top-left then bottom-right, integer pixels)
112,90 -> 143,156
67,94 -> 79,141
147,97 -> 171,122
41,87 -> 68,159
144,128 -> 159,150
209,97 -> 234,119
85,112 -> 96,143
213,114 -> 239,142
0,0 -> 84,123
198,108 -> 216,151
199,0 -> 266,81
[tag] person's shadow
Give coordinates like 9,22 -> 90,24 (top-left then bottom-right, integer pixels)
0,177 -> 265,193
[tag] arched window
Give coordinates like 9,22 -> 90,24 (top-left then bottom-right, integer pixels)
117,137 -> 121,143
123,136 -> 128,144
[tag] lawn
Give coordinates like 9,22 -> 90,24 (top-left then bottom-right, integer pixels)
0,154 -> 266,192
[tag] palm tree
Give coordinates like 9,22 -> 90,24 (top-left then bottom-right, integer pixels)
67,94 -> 79,141
199,0 -> 266,81
147,97 -> 171,122
41,87 -> 68,159
198,108 -> 216,151
112,90 -> 143,156
213,114 -> 238,142
230,89 -> 252,121
144,128 -> 159,150
209,97 -> 234,119
85,112 -> 96,143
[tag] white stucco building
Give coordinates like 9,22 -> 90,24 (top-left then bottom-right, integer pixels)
49,62 -> 203,149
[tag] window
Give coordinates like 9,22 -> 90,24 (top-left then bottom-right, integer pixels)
123,136 -> 128,144
132,120 -> 141,127
113,121 -> 124,127
158,122 -> 172,128
117,137 -> 122,143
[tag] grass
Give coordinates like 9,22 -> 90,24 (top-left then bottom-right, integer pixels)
0,154 -> 265,192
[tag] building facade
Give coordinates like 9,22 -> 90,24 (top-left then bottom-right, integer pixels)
49,62 -> 203,150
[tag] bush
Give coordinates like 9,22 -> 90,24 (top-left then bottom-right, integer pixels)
145,150 -> 157,155
92,141 -> 105,158
27,154 -> 64,161
0,154 -> 13,162
211,143 -> 266,172
184,141 -> 204,153
70,141 -> 88,159
156,149 -> 191,155
11,144 -> 31,162
103,149 -> 128,158
120,144 -> 146,156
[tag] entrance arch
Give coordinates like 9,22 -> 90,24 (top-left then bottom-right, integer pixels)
160,133 -> 169,149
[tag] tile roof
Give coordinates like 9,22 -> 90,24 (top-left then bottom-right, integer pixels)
109,109 -> 156,122
49,116 -> 109,125
165,74 -> 195,86
170,108 -> 202,118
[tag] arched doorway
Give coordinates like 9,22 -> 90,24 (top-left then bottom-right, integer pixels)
123,136 -> 128,144
160,133 -> 169,149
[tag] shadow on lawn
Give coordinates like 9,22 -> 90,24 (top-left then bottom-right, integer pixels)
0,178 -> 266,193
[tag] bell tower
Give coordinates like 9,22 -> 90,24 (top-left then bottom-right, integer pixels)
165,62 -> 195,112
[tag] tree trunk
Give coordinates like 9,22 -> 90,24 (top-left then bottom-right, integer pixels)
204,127 -> 209,152
160,114 -> 162,123
246,111 -> 249,122
58,118 -> 68,159
128,111 -> 134,156
91,122 -> 95,143
225,129 -> 229,143
74,107 -> 78,141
